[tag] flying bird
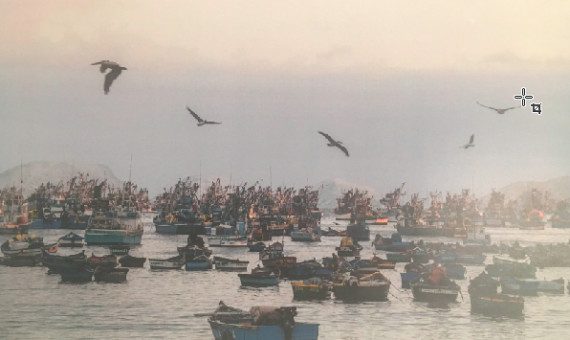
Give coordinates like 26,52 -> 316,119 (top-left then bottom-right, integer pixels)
476,101 -> 520,114
318,131 -> 349,157
91,60 -> 127,94
461,134 -> 475,149
186,107 -> 221,126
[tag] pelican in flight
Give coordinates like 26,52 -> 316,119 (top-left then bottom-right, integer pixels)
318,131 -> 349,157
461,134 -> 475,149
477,101 -> 520,115
91,60 -> 127,94
186,107 -> 221,126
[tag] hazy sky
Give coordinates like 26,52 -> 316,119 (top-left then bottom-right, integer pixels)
1,1 -> 569,197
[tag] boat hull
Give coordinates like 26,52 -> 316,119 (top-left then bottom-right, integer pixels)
209,319 -> 319,340
333,282 -> 390,301
470,294 -> 524,317
84,229 -> 143,245
239,274 -> 280,287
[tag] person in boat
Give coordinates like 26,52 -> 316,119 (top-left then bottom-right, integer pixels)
187,233 -> 205,248
427,263 -> 451,286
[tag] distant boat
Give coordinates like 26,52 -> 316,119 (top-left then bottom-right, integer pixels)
94,266 -> 129,283
332,271 -> 391,301
291,277 -> 331,300
238,267 -> 280,287
149,255 -> 184,270
118,255 -> 146,268
213,256 -> 249,272
84,208 -> 143,246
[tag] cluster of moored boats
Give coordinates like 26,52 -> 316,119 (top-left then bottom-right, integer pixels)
3,177 -> 570,339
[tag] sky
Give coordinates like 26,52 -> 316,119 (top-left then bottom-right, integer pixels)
1,1 -> 569,198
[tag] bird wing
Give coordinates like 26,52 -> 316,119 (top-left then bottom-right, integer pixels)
503,106 -> 520,111
103,68 -> 123,94
469,134 -> 475,144
337,144 -> 350,157
205,120 -> 222,125
318,131 -> 335,144
186,107 -> 204,123
476,101 -> 497,110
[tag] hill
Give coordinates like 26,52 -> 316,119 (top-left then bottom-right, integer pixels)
0,161 -> 122,196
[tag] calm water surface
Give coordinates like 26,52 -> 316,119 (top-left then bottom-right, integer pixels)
2,222 -> 570,339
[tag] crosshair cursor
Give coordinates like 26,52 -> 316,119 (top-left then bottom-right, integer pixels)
514,87 -> 534,107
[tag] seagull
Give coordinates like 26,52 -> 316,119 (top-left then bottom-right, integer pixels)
461,134 -> 475,149
91,60 -> 127,94
186,107 -> 221,126
318,131 -> 349,157
477,101 -> 520,115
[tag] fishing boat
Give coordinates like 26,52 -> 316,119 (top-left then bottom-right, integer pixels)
247,239 -> 266,252
332,271 -> 391,301
499,276 -> 540,296
410,266 -> 461,302
468,272 -> 524,317
1,234 -> 44,257
208,235 -> 248,247
259,242 -> 296,269
149,255 -> 184,270
109,244 -> 130,256
84,198 -> 143,245
60,265 -> 94,283
213,256 -> 249,272
335,237 -> 362,257
94,266 -> 129,283
537,278 -> 565,294
1,252 -> 42,267
42,249 -> 87,273
118,254 -> 147,268
87,253 -> 118,268
291,277 -> 330,300
186,254 -> 213,271
346,221 -> 370,241
239,267 -> 280,287
290,227 -> 321,242
372,233 -> 412,252
57,232 -> 84,247
386,252 -> 412,263
206,301 -> 319,340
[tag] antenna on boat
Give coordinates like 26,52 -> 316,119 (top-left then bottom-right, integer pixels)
269,165 -> 272,188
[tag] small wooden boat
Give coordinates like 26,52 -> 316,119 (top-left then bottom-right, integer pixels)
372,233 -> 412,252
346,221 -> 370,241
485,263 -> 536,279
500,276 -> 539,296
247,240 -> 266,252
94,266 -> 129,283
60,266 -> 94,283
291,277 -> 330,300
206,302 -> 319,340
208,235 -> 248,247
186,255 -> 213,271
2,253 -> 41,267
259,244 -> 296,269
109,244 -> 130,256
537,278 -> 565,294
239,267 -> 280,287
332,271 -> 391,301
468,272 -> 524,317
411,277 -> 460,302
149,255 -> 183,270
386,252 -> 412,263
57,232 -> 84,247
118,254 -> 147,268
1,234 -> 44,257
335,237 -> 362,257
213,256 -> 249,272
87,253 -> 118,268
42,249 -> 86,273
290,228 -> 321,242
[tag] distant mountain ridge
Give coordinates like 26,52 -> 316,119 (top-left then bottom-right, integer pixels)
0,161 -> 122,196
489,176 -> 570,203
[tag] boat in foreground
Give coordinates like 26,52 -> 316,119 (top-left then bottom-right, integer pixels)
206,301 -> 319,340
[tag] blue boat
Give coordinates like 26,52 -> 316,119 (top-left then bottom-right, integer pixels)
443,263 -> 466,280
207,302 -> 319,340
185,255 -> 213,271
84,211 -> 143,245
400,271 -> 421,289
239,267 -> 280,287
247,240 -> 266,252
500,276 -> 539,296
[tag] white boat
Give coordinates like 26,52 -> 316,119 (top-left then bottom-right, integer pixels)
208,236 -> 247,247
213,256 -> 249,272
149,255 -> 184,270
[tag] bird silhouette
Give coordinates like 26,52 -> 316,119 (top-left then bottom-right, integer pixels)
91,60 -> 127,94
318,131 -> 349,157
186,107 -> 221,126
461,134 -> 475,149
477,101 -> 520,114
